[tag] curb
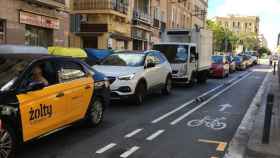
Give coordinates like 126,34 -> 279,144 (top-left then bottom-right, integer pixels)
224,69 -> 272,158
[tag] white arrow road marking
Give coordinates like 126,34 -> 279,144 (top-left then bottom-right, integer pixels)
125,129 -> 143,138
146,130 -> 165,141
170,72 -> 252,125
218,104 -> 232,112
120,146 -> 140,158
96,143 -> 117,154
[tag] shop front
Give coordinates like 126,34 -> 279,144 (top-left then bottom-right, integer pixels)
19,11 -> 59,47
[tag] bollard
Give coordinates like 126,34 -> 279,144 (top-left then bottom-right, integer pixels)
262,93 -> 274,144
273,62 -> 276,75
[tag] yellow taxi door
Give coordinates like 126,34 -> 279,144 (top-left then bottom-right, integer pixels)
17,61 -> 68,142
58,61 -> 94,123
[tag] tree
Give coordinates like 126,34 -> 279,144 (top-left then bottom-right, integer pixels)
258,47 -> 271,57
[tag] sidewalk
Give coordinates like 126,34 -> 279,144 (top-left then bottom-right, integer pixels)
246,67 -> 280,158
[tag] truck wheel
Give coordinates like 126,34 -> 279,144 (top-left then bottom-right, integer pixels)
86,98 -> 104,126
134,82 -> 146,105
162,76 -> 172,95
0,124 -> 16,158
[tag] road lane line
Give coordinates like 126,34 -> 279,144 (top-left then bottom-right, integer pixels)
170,72 -> 252,125
151,71 -> 250,124
120,146 -> 140,158
125,129 -> 143,138
96,143 -> 117,154
146,130 -> 165,141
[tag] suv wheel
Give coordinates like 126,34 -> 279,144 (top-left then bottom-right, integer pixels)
0,125 -> 15,158
162,76 -> 172,95
86,98 -> 104,126
134,83 -> 146,105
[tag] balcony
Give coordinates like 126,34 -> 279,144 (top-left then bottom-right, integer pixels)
23,0 -> 65,9
73,0 -> 128,15
133,10 -> 152,25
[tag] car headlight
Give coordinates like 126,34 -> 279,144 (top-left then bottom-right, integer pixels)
94,80 -> 110,89
118,74 -> 135,80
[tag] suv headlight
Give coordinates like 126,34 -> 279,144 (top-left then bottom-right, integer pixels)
118,74 -> 135,80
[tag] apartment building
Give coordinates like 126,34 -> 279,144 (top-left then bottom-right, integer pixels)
70,0 -> 132,49
192,0 -> 208,28
0,0 -> 69,47
215,15 -> 260,34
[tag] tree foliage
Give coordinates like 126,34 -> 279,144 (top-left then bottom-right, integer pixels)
207,20 -> 258,52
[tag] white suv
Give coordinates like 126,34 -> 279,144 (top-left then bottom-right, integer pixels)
93,50 -> 172,104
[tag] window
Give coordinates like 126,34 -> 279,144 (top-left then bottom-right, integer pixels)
59,61 -> 86,82
154,52 -> 166,64
190,46 -> 196,62
146,53 -> 160,65
19,61 -> 58,90
25,25 -> 53,47
0,20 -> 5,44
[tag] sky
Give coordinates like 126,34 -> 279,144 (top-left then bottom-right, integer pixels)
208,0 -> 280,50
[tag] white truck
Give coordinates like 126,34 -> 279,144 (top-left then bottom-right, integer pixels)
153,28 -> 213,84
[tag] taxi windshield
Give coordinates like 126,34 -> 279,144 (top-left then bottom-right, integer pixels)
0,55 -> 31,92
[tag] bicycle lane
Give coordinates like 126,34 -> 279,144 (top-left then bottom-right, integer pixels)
129,68 -> 268,158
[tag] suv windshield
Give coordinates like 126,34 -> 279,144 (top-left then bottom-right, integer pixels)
0,55 -> 31,92
101,53 -> 145,67
153,44 -> 189,63
212,56 -> 223,64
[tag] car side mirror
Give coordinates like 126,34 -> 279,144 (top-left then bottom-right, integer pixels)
145,62 -> 156,68
28,81 -> 45,92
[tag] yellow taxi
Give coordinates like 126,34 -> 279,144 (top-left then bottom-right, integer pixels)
0,45 -> 104,158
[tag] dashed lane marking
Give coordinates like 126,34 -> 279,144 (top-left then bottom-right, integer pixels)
125,128 -> 143,138
146,130 -> 165,141
120,146 -> 140,158
170,72 -> 252,125
198,139 -> 228,152
151,71 -> 249,124
96,143 -> 117,154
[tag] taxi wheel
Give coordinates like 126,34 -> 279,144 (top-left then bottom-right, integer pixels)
0,125 -> 16,158
86,98 -> 104,126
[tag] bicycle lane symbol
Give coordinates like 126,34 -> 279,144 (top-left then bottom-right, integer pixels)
187,116 -> 227,130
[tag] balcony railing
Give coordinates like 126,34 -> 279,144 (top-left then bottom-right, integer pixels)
73,0 -> 128,15
133,10 -> 152,24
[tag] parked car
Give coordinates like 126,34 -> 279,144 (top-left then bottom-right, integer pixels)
234,56 -> 246,70
0,45 -> 104,158
210,55 -> 230,78
85,48 -> 114,65
93,50 -> 172,105
226,55 -> 236,73
238,54 -> 252,67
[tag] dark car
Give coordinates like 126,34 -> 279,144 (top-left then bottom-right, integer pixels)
226,55 -> 236,73
234,56 -> 246,70
210,55 -> 230,78
0,45 -> 106,158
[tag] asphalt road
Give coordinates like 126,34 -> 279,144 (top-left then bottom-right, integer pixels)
19,64 -> 270,158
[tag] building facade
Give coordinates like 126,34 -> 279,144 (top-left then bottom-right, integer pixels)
70,0 -> 132,50
258,34 -> 268,48
191,0 -> 207,28
0,0 -> 69,47
215,15 -> 260,34
277,33 -> 280,47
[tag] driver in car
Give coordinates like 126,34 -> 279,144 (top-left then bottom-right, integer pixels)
30,65 -> 49,86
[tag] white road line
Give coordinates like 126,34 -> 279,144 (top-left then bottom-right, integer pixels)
151,71 -> 249,124
146,130 -> 165,141
170,72 -> 252,125
96,143 -> 117,154
124,129 -> 143,138
120,146 -> 140,158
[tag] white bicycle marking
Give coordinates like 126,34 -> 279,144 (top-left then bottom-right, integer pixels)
187,116 -> 227,130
